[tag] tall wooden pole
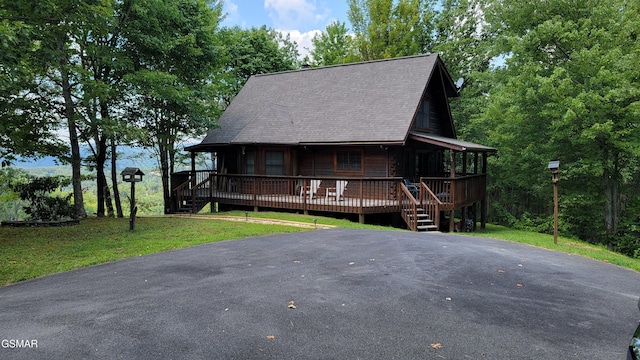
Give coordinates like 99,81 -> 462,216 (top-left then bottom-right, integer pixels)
129,182 -> 136,231
553,178 -> 558,244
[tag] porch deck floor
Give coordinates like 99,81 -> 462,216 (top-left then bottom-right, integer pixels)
204,190 -> 402,213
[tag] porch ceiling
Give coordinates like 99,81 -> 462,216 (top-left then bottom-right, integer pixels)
408,132 -> 496,152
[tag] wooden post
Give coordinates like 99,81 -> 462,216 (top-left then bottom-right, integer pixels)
129,182 -> 136,231
553,178 -> 559,244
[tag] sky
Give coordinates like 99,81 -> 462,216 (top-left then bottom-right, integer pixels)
221,0 -> 351,59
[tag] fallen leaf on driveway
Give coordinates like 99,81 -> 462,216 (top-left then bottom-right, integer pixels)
266,335 -> 275,340
431,343 -> 443,349
288,300 -> 297,309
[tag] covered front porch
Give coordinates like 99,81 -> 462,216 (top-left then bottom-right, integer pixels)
170,172 -> 488,231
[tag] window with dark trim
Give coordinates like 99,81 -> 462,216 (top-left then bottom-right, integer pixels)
336,151 -> 362,172
244,151 -> 255,174
415,100 -> 430,129
265,151 -> 285,175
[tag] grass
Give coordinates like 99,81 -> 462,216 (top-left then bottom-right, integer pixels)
463,224 -> 640,273
203,210 -> 399,230
0,216 -> 306,286
1,212 -> 638,287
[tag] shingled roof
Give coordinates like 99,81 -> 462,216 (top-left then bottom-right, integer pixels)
190,54 -> 460,150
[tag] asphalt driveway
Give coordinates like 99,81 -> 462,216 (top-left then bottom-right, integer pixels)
0,229 -> 638,359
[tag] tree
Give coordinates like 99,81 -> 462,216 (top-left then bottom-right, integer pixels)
480,0 -> 640,252
215,26 -> 300,108
0,4 -> 69,166
347,0 -> 437,60
0,1 -> 108,218
430,0 -> 495,142
309,21 -> 359,66
122,0 -> 224,213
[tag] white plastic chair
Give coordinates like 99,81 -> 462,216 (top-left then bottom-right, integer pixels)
326,180 -> 348,201
300,179 -> 321,200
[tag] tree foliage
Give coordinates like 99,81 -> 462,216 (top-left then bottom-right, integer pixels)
310,21 -> 359,66
347,0 -> 437,60
12,175 -> 75,221
480,0 -> 640,252
215,26 -> 300,107
122,0 -> 224,213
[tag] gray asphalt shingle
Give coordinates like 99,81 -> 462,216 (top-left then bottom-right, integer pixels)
199,54 -> 452,146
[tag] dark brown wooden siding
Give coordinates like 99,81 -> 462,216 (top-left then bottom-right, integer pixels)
297,146 -> 391,177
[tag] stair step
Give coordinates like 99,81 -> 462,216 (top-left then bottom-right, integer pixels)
417,225 -> 438,231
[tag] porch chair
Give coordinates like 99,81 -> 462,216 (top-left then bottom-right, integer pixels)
326,180 -> 348,201
300,179 -> 322,200
403,179 -> 419,199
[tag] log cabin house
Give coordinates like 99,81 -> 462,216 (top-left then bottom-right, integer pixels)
171,54 -> 496,231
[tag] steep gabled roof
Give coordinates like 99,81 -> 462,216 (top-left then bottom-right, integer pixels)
190,54 -> 459,150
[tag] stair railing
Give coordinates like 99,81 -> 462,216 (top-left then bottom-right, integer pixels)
399,183 -> 419,231
190,175 -> 212,213
419,182 -> 442,231
172,179 -> 191,212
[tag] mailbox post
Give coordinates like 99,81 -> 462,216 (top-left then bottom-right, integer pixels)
548,161 -> 559,244
121,167 -> 144,231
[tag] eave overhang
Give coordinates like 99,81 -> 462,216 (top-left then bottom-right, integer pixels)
409,132 -> 496,152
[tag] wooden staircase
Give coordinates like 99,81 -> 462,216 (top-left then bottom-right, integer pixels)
403,207 -> 438,232
172,175 -> 211,214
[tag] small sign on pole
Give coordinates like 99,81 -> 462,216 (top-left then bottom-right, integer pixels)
121,168 -> 145,231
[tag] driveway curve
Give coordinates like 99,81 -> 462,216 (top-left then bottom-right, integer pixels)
0,229 -> 638,359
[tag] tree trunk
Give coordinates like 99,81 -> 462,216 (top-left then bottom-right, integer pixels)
111,139 -> 124,218
104,183 -> 114,217
61,61 -> 86,219
160,141 -> 171,214
95,136 -> 107,217
603,151 -> 620,251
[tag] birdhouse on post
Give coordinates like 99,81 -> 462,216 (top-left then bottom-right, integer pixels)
120,167 -> 144,230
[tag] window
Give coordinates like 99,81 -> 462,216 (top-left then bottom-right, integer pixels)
265,151 -> 285,175
336,151 -> 362,172
415,100 -> 430,129
244,151 -> 255,174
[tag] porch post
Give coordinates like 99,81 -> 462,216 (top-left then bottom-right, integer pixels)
191,152 -> 196,214
480,152 -> 488,229
462,152 -> 467,175
449,150 -> 455,232
474,152 -> 479,175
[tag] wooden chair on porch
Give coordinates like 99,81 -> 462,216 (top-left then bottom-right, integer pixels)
300,179 -> 322,200
326,180 -> 348,201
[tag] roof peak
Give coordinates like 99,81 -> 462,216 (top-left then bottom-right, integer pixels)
254,53 -> 439,78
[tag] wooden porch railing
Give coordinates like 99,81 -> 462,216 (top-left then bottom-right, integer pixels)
171,170 -> 214,213
172,173 -> 403,215
210,174 -> 403,215
421,174 -> 486,209
399,183 -> 419,231
170,172 -> 487,230
418,182 -> 442,230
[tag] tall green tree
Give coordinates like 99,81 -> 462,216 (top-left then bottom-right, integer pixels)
123,0 -> 224,213
480,0 -> 640,252
0,15 -> 67,165
310,21 -> 359,66
215,26 -> 300,108
431,0 -> 494,141
0,1 -> 110,218
347,0 -> 437,60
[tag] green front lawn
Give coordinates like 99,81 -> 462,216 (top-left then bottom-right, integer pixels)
1,212 -> 638,287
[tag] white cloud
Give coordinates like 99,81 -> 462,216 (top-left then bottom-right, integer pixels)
264,0 -> 329,31
279,29 -> 322,60
223,1 -> 239,24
